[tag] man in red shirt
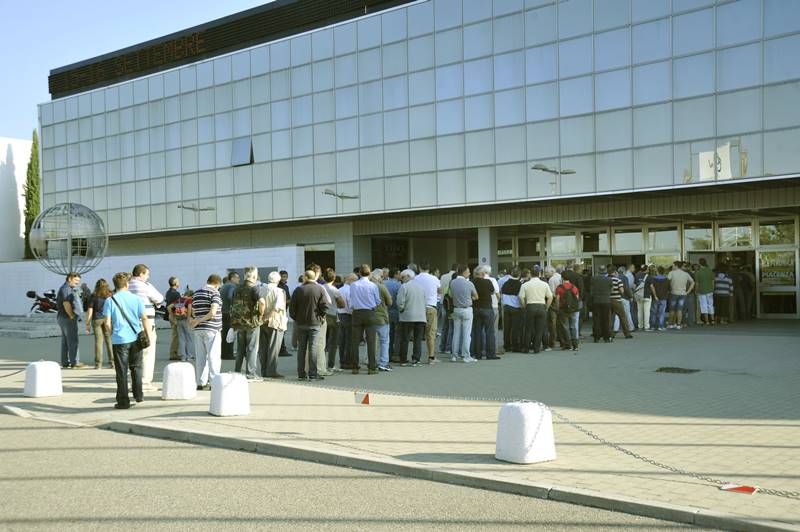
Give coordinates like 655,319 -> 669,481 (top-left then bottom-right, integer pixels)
555,280 -> 581,352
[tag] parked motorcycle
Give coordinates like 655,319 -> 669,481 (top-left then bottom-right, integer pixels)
26,290 -> 57,316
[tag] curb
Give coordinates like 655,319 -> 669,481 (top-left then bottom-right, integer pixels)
104,420 -> 799,532
0,403 -> 89,427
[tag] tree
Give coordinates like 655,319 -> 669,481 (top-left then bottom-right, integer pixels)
23,129 -> 40,259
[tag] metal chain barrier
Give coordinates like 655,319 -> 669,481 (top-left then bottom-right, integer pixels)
0,369 -> 25,379
307,382 -> 800,501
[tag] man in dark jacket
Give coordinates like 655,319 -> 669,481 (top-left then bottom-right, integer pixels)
289,270 -> 329,381
590,265 -> 613,343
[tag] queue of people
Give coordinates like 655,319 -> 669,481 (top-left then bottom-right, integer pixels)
52,256 -> 759,409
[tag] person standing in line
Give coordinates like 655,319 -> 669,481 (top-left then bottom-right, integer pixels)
545,266 -> 564,350
649,266 -> 670,331
349,264 -> 381,374
396,269 -> 427,366
438,264 -> 457,354
414,261 -> 442,363
288,270 -> 328,381
448,265 -> 478,363
500,268 -> 523,353
639,265 -> 656,331
85,278 -> 114,369
667,261 -> 695,330
164,277 -> 181,360
472,265 -> 499,360
57,272 -> 84,369
610,266 -> 634,339
633,265 -> 650,331
370,269 -> 394,372
555,277 -> 581,351
188,274 -> 223,390
337,273 -> 356,369
321,269 -> 345,372
232,266 -> 265,382
384,269 -> 402,364
625,264 -> 638,330
169,288 -> 195,362
305,264 -> 332,377
219,272 -> 240,360
695,258 -> 716,325
127,264 -> 163,390
257,271 -> 288,379
519,268 -> 553,353
277,270 -> 292,356
562,263 -> 585,339
590,265 -> 613,343
103,272 -> 148,409
714,270 -> 734,325
614,267 -> 635,334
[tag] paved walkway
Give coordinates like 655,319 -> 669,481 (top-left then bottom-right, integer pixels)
1,321 -> 798,530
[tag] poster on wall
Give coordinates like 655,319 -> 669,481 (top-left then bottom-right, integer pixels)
759,251 -> 796,286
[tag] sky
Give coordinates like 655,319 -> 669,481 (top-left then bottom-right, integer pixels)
0,0 -> 271,140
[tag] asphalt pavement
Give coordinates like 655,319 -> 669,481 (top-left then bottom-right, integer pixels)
0,415 -> 697,531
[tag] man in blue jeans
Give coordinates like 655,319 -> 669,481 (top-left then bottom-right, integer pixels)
56,272 -> 83,368
472,265 -> 499,360
289,270 -> 329,380
103,272 -> 149,409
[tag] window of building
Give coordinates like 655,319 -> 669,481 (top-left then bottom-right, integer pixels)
718,222 -> 753,248
648,226 -> 679,251
550,233 -> 577,255
684,223 -> 713,251
518,237 -> 541,256
582,230 -> 609,253
759,220 -> 796,246
614,228 -> 643,253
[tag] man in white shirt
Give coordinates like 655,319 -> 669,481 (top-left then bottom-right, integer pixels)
414,261 -> 442,363
128,264 -> 164,391
519,269 -> 553,353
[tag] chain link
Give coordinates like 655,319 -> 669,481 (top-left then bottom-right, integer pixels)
308,382 -> 800,501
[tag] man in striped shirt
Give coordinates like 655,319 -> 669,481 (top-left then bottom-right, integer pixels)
128,264 -> 164,390
609,266 -> 633,339
189,274 -> 223,390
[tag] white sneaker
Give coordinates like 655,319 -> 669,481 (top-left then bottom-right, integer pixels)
463,356 -> 477,363
450,355 -> 458,362
675,325 -> 682,330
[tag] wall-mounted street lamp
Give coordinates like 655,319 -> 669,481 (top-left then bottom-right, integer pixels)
531,164 -> 576,194
323,188 -> 359,200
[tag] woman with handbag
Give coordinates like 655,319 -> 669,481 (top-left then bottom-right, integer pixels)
103,272 -> 149,409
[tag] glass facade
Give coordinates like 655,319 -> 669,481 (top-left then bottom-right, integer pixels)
39,0 -> 800,235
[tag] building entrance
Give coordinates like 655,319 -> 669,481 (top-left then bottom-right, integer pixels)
303,244 -> 335,273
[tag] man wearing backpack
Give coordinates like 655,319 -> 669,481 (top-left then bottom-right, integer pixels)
555,279 -> 581,351
231,266 -> 265,381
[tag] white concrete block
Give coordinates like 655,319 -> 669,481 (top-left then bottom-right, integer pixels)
23,361 -> 63,397
209,373 -> 250,416
495,401 -> 556,464
161,362 -> 197,400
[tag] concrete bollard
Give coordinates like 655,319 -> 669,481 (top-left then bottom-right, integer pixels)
209,373 -> 250,416
495,401 -> 556,464
161,362 -> 197,400
23,361 -> 63,398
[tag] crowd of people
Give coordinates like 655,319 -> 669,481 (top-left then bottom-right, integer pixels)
51,257 -> 758,409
